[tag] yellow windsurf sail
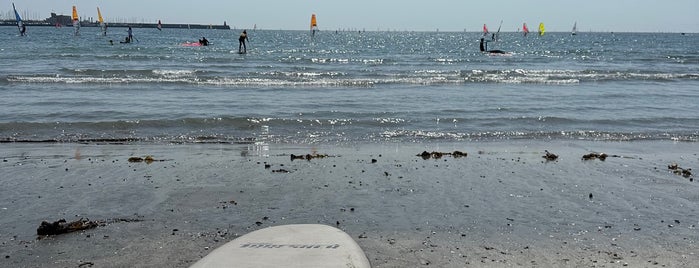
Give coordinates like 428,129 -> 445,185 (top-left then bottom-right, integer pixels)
97,7 -> 107,35
97,7 -> 104,23
538,22 -> 545,36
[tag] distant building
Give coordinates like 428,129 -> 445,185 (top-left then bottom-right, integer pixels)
46,13 -> 72,26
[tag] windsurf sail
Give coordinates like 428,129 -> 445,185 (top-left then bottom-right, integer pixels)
157,20 -> 162,31
494,20 -> 503,41
538,22 -> 545,36
572,22 -> 577,35
72,6 -> 80,36
12,3 -> 24,36
97,7 -> 106,36
310,14 -> 318,36
482,24 -> 489,36
523,23 -> 529,37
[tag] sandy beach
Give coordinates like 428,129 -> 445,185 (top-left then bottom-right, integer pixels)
1,140 -> 697,267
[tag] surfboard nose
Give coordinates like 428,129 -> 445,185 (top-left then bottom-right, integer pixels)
189,224 -> 371,268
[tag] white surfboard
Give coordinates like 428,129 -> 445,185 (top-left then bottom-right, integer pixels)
190,224 -> 371,268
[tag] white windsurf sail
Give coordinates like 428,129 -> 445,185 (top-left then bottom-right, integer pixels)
495,20 -> 503,41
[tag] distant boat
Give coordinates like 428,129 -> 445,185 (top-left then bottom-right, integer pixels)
310,14 -> 318,37
12,3 -> 25,36
157,19 -> 162,31
72,6 -> 80,36
97,7 -> 106,36
538,22 -> 545,36
571,22 -> 577,36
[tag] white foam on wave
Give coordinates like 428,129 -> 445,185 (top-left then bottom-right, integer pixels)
152,69 -> 196,78
7,75 -> 194,84
7,68 -> 694,87
310,58 -> 384,65
380,129 -> 467,140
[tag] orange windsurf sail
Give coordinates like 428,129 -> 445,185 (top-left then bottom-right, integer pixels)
310,14 -> 317,29
72,6 -> 79,22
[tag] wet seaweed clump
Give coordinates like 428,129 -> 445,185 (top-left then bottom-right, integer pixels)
128,155 -> 161,164
668,163 -> 693,179
582,152 -> 608,161
37,218 -> 100,236
417,151 -> 468,160
542,150 -> 558,161
290,153 -> 330,161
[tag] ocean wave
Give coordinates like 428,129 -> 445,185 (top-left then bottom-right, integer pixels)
2,129 -> 696,144
464,69 -> 699,84
2,112 -> 699,143
379,129 -> 699,142
5,68 -> 698,87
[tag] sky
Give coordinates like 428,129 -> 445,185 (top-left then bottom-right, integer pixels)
5,0 -> 698,32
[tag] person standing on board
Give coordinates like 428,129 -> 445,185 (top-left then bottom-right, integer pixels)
127,26 -> 133,43
238,30 -> 248,53
20,24 -> 26,36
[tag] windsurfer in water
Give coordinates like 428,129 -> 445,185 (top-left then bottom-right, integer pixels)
238,30 -> 248,53
199,37 -> 209,46
480,38 -> 506,54
20,25 -> 26,36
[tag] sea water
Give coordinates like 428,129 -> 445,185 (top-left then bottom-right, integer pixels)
1,27 -> 698,144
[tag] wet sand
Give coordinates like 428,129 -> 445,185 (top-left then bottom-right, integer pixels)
1,141 -> 697,267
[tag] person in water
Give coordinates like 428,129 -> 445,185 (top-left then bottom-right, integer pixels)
199,37 -> 209,46
479,38 -> 506,54
238,30 -> 248,53
20,24 -> 26,36
127,26 -> 133,43
120,36 -> 131,44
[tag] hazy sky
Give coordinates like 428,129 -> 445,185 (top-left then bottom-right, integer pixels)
6,0 -> 698,32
